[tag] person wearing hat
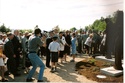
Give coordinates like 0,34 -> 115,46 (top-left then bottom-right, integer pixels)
48,36 -> 60,72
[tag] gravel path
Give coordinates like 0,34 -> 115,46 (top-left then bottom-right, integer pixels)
1,55 -> 97,82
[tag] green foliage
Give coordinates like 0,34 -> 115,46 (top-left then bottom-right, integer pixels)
92,19 -> 106,31
0,24 -> 11,33
85,10 -> 120,32
70,27 -> 77,32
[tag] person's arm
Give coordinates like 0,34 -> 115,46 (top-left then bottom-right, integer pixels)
37,38 -> 43,47
0,54 -> 6,58
48,42 -> 52,52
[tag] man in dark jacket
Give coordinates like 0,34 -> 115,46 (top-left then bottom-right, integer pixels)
46,31 -> 54,68
11,30 -> 22,70
4,32 -> 20,76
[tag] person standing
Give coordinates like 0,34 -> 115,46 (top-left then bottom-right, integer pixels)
64,31 -> 71,62
46,31 -> 54,68
11,30 -> 22,71
84,34 -> 93,56
26,28 -> 45,82
21,31 -> 29,69
58,32 -> 66,63
40,34 -> 47,58
0,44 -> 8,82
4,32 -> 20,76
81,31 -> 88,53
48,36 -> 60,72
70,33 -> 77,62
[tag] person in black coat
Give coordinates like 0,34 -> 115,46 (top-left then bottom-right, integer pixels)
46,31 -> 54,68
11,30 -> 22,70
64,31 -> 71,61
4,32 -> 20,76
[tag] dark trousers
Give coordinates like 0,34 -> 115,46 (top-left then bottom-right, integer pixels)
78,42 -> 82,53
46,49 -> 50,67
15,51 -> 20,68
40,46 -> 46,56
7,58 -> 17,74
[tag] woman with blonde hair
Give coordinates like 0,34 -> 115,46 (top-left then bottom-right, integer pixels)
84,34 -> 93,56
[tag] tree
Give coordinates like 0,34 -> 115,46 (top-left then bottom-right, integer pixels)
85,26 -> 89,31
0,24 -> 6,32
0,24 -> 11,33
92,19 -> 106,31
70,27 -> 77,32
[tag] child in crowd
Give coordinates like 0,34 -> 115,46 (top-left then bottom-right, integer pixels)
48,36 -> 60,73
0,45 -> 8,82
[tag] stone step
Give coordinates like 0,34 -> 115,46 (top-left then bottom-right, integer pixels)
100,66 -> 123,77
95,56 -> 115,64
95,56 -> 124,64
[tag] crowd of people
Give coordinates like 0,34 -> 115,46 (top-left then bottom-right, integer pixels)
0,27 -> 106,82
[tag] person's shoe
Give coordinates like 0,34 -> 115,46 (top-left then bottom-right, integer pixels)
2,78 -> 9,82
37,80 -> 44,82
26,78 -> 35,82
50,67 -> 54,73
46,66 -> 51,68
54,67 -> 58,72
70,59 -> 75,62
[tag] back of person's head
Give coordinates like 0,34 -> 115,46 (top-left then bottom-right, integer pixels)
59,32 -> 63,34
72,33 -> 76,37
34,28 -> 41,35
53,36 -> 58,41
14,30 -> 19,35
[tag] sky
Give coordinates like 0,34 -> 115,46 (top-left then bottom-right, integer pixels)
0,0 -> 124,31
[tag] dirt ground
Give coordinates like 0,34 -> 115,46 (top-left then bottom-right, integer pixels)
75,57 -> 123,82
0,55 -> 97,82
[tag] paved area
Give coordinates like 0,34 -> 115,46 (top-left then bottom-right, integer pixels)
1,55 -> 97,82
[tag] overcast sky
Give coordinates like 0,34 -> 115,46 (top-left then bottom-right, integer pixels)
0,0 -> 123,31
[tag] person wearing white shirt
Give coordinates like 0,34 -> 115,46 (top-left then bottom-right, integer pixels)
48,36 -> 60,72
84,34 -> 93,55
58,32 -> 66,63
